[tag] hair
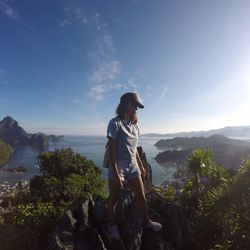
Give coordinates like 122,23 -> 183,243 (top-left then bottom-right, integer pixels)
116,102 -> 128,120
116,103 -> 138,124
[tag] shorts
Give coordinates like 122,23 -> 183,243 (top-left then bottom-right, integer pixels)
108,159 -> 141,182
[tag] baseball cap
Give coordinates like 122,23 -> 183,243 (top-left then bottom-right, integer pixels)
120,92 -> 144,108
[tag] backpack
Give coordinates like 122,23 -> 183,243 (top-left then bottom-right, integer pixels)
102,120 -> 139,168
102,120 -> 122,168
102,140 -> 111,168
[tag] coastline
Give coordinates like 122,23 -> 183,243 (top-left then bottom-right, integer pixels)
0,136 -> 177,187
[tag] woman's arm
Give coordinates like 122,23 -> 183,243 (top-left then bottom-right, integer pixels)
136,150 -> 146,178
109,138 -> 123,187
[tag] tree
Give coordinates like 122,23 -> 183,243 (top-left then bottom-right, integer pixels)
187,148 -> 213,199
187,154 -> 250,250
30,148 -> 106,206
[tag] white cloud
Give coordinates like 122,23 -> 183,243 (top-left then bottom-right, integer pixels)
113,17 -> 121,23
128,78 -> 138,89
102,33 -> 115,52
89,59 -> 121,83
74,7 -> 88,24
108,83 -> 123,90
64,5 -> 138,102
59,3 -> 144,102
159,85 -> 168,101
89,84 -> 108,101
62,3 -> 88,25
87,26 -> 124,101
0,0 -> 20,20
92,12 -> 106,31
88,82 -> 124,101
60,19 -> 71,27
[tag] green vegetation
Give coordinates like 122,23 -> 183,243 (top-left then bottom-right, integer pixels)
0,139 -> 12,165
0,146 -> 249,249
154,147 -> 249,249
30,148 -> 107,205
181,148 -> 250,249
0,148 -> 107,250
154,185 -> 176,202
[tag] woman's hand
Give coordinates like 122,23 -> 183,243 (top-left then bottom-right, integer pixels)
114,173 -> 124,189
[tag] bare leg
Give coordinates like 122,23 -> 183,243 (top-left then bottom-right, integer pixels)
107,179 -> 122,225
127,175 -> 150,224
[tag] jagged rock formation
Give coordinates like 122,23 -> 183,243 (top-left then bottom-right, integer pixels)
47,191 -> 195,250
48,148 -> 195,250
0,116 -> 49,150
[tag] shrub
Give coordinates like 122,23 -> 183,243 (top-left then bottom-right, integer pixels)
0,148 -> 107,249
0,139 -> 12,165
192,159 -> 250,249
30,148 -> 106,205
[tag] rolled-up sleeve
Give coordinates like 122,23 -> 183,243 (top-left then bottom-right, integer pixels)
107,118 -> 119,139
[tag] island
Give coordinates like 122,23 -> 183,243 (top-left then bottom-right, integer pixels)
48,135 -> 64,142
155,135 -> 250,170
0,116 -> 64,151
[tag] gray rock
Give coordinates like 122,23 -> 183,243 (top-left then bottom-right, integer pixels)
47,195 -> 106,250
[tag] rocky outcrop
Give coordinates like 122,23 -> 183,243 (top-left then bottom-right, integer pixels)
48,135 -> 64,142
47,191 -> 195,250
30,133 -> 49,150
48,147 -> 195,250
0,116 -> 49,150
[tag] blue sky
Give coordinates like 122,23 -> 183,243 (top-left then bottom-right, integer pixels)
0,0 -> 250,135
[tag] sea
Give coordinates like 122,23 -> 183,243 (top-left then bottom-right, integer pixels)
0,135 -> 176,186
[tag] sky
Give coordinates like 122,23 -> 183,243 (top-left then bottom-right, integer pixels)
0,0 -> 250,135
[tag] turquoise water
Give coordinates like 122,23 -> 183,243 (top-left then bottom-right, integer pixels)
0,135 -> 176,186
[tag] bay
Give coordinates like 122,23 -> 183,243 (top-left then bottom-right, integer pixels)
0,135 -> 176,186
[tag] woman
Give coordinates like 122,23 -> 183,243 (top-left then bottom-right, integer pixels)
106,92 -> 162,239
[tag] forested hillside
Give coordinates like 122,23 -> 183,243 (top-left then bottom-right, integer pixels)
0,139 -> 12,165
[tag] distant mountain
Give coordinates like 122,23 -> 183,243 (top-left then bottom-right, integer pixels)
155,134 -> 250,149
155,135 -> 250,170
0,116 -> 49,150
142,126 -> 250,138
